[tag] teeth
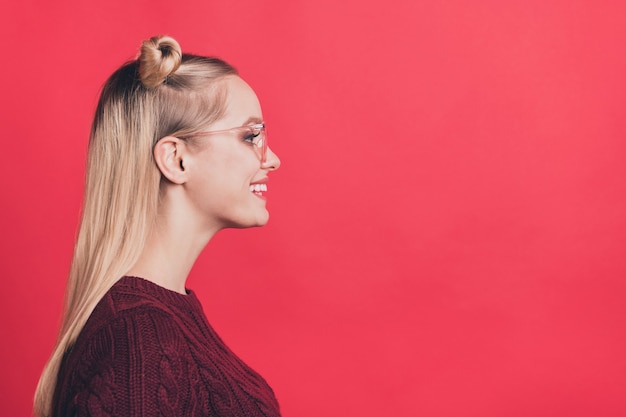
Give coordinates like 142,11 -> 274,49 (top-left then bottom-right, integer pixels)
250,184 -> 267,192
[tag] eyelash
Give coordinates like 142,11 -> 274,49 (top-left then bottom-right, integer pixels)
242,130 -> 261,143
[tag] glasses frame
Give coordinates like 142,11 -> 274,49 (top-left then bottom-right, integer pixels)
183,123 -> 268,163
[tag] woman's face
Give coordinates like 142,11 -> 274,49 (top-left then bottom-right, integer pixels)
184,76 -> 280,231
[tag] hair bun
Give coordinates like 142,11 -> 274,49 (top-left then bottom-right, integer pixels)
138,35 -> 182,88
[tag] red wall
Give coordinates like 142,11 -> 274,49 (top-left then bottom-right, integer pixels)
1,1 -> 625,416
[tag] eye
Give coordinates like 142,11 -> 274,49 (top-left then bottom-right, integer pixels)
242,129 -> 261,144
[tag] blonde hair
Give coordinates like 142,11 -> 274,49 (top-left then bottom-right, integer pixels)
34,35 -> 237,417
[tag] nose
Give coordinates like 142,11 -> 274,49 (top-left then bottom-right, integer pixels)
263,146 -> 281,171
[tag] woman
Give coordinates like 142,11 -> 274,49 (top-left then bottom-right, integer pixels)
34,35 -> 282,417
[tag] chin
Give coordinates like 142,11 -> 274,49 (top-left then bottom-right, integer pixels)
225,210 -> 270,229
252,212 -> 270,227
252,207 -> 270,226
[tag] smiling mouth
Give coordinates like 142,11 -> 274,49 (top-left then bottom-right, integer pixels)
250,183 -> 268,196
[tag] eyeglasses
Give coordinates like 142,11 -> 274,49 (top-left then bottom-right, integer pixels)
183,123 -> 268,163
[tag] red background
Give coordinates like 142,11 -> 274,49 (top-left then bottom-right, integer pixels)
1,1 -> 625,416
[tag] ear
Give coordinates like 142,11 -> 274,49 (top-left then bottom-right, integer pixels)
154,136 -> 189,184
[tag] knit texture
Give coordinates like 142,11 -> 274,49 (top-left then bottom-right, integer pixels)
52,276 -> 281,417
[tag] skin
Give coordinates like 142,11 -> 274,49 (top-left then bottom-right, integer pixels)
126,75 -> 281,293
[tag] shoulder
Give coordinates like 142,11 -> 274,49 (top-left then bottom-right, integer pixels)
54,277 -> 210,415
66,277 -> 201,388
67,303 -> 191,374
82,276 -> 201,340
75,289 -> 193,367
56,306 -> 198,416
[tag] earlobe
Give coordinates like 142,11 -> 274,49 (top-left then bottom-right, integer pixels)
154,136 -> 188,184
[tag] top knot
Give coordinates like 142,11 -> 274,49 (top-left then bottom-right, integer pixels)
138,35 -> 182,88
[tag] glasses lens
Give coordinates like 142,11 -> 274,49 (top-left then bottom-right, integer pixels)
260,125 -> 267,163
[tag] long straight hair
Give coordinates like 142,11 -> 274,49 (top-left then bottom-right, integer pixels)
34,37 -> 237,417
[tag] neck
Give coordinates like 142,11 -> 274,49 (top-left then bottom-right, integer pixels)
126,186 -> 220,294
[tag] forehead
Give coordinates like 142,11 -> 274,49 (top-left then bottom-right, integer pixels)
215,75 -> 263,129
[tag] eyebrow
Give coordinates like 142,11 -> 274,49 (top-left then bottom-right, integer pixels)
241,116 -> 264,126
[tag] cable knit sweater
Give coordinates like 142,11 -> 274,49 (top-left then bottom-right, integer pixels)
52,276 -> 281,416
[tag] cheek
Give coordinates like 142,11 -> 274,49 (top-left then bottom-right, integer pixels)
189,144 -> 261,194
191,157 -> 255,199
213,150 -> 263,182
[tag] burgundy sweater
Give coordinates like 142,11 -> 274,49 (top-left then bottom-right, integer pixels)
52,276 -> 281,417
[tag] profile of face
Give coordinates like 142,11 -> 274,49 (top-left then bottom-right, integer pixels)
182,76 -> 281,231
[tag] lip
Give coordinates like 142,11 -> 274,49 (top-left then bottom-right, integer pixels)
250,177 -> 269,185
250,177 -> 269,200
